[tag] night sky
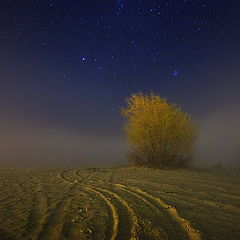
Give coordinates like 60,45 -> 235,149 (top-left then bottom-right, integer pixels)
0,1 -> 240,167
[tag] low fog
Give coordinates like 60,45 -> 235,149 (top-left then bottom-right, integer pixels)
192,51 -> 240,168
1,107 -> 240,168
1,51 -> 240,168
195,107 -> 240,167
0,120 -> 127,167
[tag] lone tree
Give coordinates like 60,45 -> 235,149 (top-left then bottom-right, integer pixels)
121,93 -> 198,167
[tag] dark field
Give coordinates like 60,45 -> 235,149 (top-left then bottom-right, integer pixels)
0,167 -> 239,240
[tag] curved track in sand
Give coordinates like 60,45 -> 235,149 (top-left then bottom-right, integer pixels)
60,168 -> 202,240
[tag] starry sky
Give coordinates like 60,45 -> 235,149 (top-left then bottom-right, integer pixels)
0,1 -> 240,166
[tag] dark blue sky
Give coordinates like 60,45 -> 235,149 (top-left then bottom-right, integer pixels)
0,1 -> 240,166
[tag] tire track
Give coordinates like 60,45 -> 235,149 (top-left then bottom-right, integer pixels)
75,169 -> 99,184
61,169 -> 201,240
74,170 -> 139,240
58,170 -> 74,184
59,170 -> 119,240
94,186 -> 139,240
127,175 -> 240,197
125,178 -> 240,211
36,185 -> 76,240
103,181 -> 189,240
127,185 -> 201,240
36,199 -> 71,240
114,183 -> 169,240
23,191 -> 48,240
75,171 -> 181,239
95,180 -> 200,240
83,186 -> 119,240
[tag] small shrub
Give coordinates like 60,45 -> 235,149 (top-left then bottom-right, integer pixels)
121,93 -> 198,167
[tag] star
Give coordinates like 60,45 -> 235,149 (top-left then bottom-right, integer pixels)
173,70 -> 179,77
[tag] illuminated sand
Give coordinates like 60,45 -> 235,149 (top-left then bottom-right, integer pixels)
0,167 -> 239,240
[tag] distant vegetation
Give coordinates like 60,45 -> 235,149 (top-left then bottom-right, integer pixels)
121,93 -> 198,167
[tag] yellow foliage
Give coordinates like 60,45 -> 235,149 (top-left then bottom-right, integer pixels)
121,93 -> 198,167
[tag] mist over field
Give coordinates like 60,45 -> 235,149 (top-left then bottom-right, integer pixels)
1,105 -> 240,168
195,107 -> 240,167
1,52 -> 240,168
192,52 -> 240,167
0,118 -> 127,167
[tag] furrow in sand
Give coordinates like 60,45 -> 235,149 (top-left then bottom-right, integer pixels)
83,180 -> 185,240
94,186 -> 139,240
127,177 -> 240,198
83,185 -> 119,240
73,174 -> 139,239
58,171 -> 74,184
74,176 -> 176,239
36,199 -> 72,240
36,185 -> 76,240
129,186 -> 201,240
57,172 -> 115,239
73,170 -> 86,183
63,171 -> 200,240
23,191 -> 48,240
126,178 -> 240,211
75,169 -> 98,184
114,183 -> 169,240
